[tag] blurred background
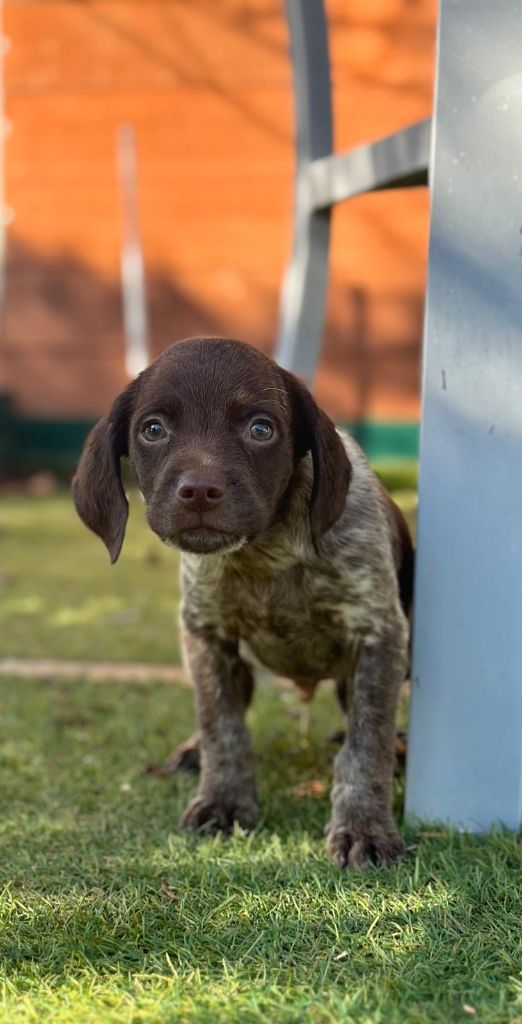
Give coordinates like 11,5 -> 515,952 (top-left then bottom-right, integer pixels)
0,0 -> 433,669
0,0 -> 436,481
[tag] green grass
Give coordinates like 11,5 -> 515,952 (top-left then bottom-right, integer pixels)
0,492 -> 181,663
0,488 -> 521,1023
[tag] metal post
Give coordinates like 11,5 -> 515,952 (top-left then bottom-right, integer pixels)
276,0 -> 332,380
405,0 -> 522,830
276,0 -> 429,382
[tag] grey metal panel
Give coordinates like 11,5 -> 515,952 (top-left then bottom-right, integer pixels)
275,0 -> 332,379
307,118 -> 430,211
405,0 -> 522,830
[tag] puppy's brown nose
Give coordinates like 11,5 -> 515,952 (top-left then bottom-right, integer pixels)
176,473 -> 225,511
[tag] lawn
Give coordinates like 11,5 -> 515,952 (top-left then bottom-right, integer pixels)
0,486 -> 520,1023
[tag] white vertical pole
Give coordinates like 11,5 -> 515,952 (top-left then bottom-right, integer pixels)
0,3 -> 11,326
116,123 -> 149,378
405,0 -> 522,830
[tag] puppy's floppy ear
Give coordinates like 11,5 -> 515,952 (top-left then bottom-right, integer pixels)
72,379 -> 139,563
281,369 -> 352,544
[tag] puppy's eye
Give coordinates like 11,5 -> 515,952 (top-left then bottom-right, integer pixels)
141,420 -> 166,442
249,420 -> 274,442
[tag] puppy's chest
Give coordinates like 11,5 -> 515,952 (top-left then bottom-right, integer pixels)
193,562 -> 374,680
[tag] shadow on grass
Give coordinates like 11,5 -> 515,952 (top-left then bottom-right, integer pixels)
0,677 -> 520,1021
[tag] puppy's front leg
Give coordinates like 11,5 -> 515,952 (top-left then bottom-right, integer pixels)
180,628 -> 259,834
327,616 -> 408,869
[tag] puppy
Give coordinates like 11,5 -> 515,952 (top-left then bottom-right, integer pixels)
73,337 -> 413,869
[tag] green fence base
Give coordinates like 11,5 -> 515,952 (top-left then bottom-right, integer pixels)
346,420 -> 419,461
0,406 -> 420,480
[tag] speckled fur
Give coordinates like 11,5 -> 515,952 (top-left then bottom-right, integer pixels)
73,337 -> 412,869
180,438 -> 410,865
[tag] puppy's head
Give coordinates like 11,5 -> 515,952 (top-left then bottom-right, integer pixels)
72,338 -> 351,560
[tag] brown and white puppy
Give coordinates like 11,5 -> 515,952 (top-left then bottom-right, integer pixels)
73,337 -> 413,869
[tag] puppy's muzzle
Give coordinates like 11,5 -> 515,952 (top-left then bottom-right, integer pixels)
175,472 -> 226,514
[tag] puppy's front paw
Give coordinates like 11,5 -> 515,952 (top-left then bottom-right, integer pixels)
181,791 -> 259,835
326,812 -> 404,869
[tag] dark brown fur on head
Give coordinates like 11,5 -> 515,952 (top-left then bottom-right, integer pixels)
72,337 -> 352,561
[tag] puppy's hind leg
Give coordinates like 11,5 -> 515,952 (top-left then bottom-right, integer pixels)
146,732 -> 201,777
327,676 -> 353,746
